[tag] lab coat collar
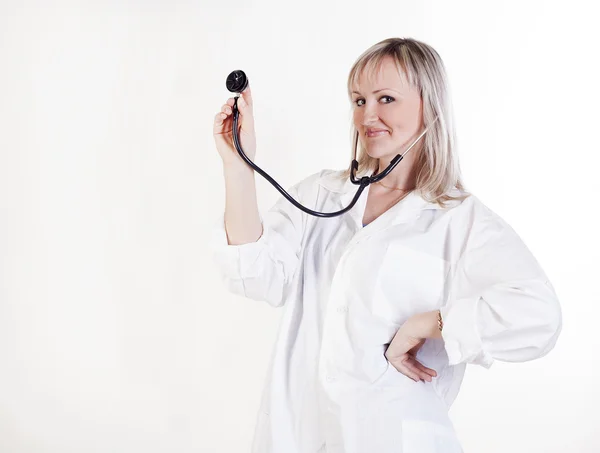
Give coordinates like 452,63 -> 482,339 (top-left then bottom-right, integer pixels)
318,170 -> 463,231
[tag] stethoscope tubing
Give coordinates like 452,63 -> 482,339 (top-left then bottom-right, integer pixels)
230,95 -> 434,218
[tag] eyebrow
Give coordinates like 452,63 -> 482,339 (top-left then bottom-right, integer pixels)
351,88 -> 401,95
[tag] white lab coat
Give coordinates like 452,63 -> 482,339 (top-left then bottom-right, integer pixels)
211,169 -> 562,453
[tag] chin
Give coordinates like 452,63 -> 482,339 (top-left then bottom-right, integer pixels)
364,146 -> 393,160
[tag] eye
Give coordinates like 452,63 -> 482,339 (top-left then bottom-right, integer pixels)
353,95 -> 395,107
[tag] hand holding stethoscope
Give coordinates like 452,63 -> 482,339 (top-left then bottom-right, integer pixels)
214,70 -> 438,218
213,78 -> 257,167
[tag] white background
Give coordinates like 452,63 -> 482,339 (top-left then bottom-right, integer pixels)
0,0 -> 598,452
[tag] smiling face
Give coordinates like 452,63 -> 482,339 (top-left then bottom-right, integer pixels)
351,56 -> 425,164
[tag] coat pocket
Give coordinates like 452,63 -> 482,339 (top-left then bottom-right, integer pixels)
401,419 -> 464,453
372,243 -> 450,324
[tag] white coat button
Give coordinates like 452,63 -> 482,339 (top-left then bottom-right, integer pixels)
336,305 -> 348,313
326,375 -> 336,383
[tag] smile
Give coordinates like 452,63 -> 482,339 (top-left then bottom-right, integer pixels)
366,131 -> 389,138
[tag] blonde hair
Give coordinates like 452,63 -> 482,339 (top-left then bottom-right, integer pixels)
340,37 -> 470,207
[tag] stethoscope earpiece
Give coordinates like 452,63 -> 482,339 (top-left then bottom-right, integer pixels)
226,70 -> 249,94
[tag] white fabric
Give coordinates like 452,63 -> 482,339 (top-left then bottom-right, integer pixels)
211,169 -> 562,453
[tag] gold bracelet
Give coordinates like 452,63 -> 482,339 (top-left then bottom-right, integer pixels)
437,309 -> 444,331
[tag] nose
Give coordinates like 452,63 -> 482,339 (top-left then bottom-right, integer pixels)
361,101 -> 380,127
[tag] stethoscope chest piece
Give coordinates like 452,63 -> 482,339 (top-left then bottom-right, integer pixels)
226,70 -> 249,94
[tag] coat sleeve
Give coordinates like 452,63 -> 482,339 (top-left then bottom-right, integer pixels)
439,211 -> 562,369
210,178 -> 312,308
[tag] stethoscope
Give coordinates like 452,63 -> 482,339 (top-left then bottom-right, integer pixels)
225,69 -> 437,218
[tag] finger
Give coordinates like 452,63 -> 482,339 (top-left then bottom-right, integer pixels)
226,97 -> 235,107
221,104 -> 232,115
241,84 -> 253,107
237,96 -> 255,128
391,361 -> 420,382
410,358 -> 437,377
416,363 -> 437,378
238,94 -> 248,111
214,112 -> 226,125
213,112 -> 231,134
404,359 -> 431,382
402,367 -> 421,383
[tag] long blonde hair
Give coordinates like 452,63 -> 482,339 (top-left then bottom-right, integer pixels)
340,37 -> 470,207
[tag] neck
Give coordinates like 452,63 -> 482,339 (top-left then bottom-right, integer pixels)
375,155 -> 418,191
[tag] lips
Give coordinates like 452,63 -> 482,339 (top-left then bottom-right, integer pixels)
366,129 -> 389,137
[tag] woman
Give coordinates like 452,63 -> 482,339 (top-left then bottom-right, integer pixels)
211,37 -> 562,453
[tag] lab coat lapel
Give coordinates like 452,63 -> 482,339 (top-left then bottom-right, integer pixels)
318,171 -> 370,235
338,179 -> 370,230
335,177 -> 442,236
319,171 -> 458,241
